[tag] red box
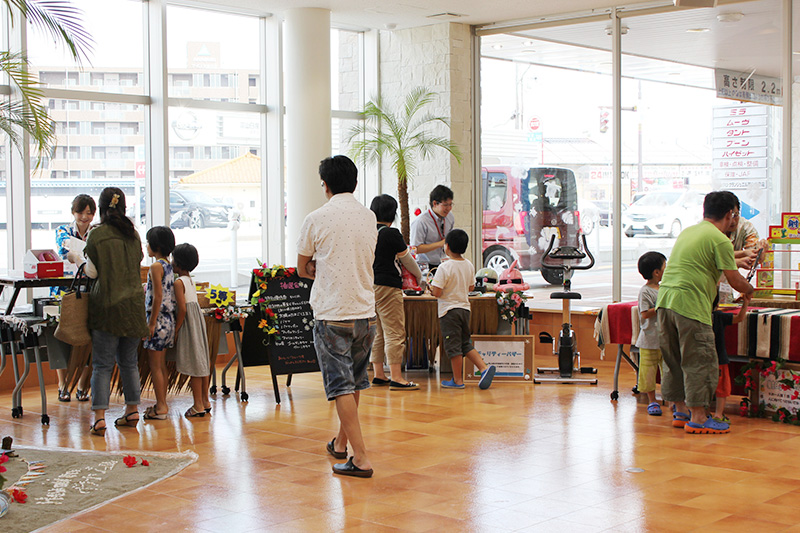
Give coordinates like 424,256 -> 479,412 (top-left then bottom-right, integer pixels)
24,249 -> 65,279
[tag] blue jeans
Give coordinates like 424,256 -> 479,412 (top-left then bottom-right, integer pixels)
314,318 -> 376,401
90,329 -> 141,410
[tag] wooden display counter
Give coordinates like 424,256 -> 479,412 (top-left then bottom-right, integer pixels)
403,294 -> 600,374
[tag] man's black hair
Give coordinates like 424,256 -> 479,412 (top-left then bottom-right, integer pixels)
703,190 -> 740,220
146,225 -> 176,257
445,228 -> 468,255
638,251 -> 666,280
429,185 -> 454,206
173,243 -> 199,272
319,155 -> 358,195
370,194 -> 398,224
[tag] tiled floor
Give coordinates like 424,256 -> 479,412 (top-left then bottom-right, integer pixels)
4,356 -> 800,532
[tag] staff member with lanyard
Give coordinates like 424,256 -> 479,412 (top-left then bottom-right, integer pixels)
410,185 -> 454,269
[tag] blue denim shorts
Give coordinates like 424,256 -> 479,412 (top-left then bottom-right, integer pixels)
314,317 -> 377,401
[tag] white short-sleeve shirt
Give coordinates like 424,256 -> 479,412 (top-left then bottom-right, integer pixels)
431,258 -> 474,318
296,193 -> 378,321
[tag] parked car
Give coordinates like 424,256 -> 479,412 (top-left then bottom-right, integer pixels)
578,198 -> 600,235
135,189 -> 233,229
593,200 -> 626,227
482,166 -> 581,285
622,189 -> 705,238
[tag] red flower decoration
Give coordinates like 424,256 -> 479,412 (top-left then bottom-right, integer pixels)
287,267 -> 296,275
0,452 -> 7,473
123,455 -> 137,468
414,207 -> 422,216
265,308 -> 275,318
10,488 -> 27,503
141,459 -> 150,467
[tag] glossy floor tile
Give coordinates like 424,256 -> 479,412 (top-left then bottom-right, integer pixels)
3,356 -> 800,532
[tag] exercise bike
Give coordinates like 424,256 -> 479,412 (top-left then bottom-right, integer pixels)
535,233 -> 598,385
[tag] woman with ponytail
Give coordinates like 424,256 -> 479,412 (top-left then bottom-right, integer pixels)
74,187 -> 149,436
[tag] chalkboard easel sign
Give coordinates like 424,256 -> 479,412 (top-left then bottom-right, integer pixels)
241,267 -> 319,403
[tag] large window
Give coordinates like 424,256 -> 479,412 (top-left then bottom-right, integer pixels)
166,5 -> 264,290
27,0 -> 144,95
167,5 -> 261,104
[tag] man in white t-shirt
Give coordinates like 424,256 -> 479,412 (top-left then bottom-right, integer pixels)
297,155 -> 378,478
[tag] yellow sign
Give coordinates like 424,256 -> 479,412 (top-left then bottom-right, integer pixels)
206,284 -> 234,307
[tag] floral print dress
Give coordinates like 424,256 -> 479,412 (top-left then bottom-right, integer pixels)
143,258 -> 176,350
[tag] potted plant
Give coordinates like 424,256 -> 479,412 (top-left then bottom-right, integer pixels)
346,87 -> 462,242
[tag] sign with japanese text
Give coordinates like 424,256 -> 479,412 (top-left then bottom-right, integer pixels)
466,335 -> 534,382
715,69 -> 782,106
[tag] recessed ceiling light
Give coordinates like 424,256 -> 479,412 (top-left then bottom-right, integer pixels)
686,28 -> 711,33
522,40 -> 536,47
717,12 -> 744,23
668,72 -> 681,76
492,44 -> 503,50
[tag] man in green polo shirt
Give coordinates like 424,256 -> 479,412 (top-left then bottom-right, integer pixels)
656,191 -> 754,435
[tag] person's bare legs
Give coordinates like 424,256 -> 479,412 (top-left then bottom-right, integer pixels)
714,397 -> 727,419
465,349 -> 488,374
334,391 -> 370,470
372,362 -> 388,381
201,375 -> 211,411
333,391 -> 359,454
56,369 -> 68,395
147,350 -> 168,414
389,363 -> 413,385
450,355 -> 464,385
77,366 -> 92,391
189,376 -> 205,413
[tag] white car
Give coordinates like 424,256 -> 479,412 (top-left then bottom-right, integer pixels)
623,190 -> 706,238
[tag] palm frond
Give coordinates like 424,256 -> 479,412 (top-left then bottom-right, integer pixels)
5,0 -> 94,64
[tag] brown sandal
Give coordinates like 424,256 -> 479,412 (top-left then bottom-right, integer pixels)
89,419 -> 106,436
115,412 -> 140,427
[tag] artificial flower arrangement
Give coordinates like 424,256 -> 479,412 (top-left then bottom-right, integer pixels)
250,263 -> 297,341
736,358 -> 800,424
495,289 -> 528,323
208,305 -> 252,323
1,451 -> 28,505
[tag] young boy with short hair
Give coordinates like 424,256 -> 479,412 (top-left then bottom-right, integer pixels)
712,292 -> 750,423
430,229 -> 497,390
636,251 -> 667,416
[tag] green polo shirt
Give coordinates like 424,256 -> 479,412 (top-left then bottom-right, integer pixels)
656,220 -> 737,326
84,224 -> 149,338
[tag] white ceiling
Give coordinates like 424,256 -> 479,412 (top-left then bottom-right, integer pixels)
187,0 -> 798,80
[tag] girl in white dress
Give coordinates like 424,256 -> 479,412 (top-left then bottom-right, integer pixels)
172,243 -> 211,417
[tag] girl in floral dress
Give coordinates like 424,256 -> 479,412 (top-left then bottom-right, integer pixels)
142,226 -> 176,420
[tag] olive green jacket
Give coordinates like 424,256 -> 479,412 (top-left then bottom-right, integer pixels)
84,224 -> 149,338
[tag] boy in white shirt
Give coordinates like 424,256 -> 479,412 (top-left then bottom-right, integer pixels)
430,229 -> 497,389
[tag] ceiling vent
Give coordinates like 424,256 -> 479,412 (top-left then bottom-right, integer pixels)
427,12 -> 465,20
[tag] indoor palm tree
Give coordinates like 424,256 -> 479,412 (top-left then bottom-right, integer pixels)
1,0 -> 92,163
347,87 -> 462,242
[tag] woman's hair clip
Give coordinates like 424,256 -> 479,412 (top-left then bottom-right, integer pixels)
109,193 -> 120,208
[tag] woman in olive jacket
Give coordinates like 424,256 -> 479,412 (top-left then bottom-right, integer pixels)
77,188 -> 149,435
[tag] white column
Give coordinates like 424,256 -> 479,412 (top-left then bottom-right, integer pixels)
284,8 -> 331,260
612,9 -> 622,302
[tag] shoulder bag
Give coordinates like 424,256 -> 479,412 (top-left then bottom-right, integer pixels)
54,264 -> 92,346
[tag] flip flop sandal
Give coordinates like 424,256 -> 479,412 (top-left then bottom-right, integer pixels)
389,381 -> 419,390
326,438 -> 347,459
185,407 -> 206,418
75,389 -> 90,402
115,412 -> 140,427
143,406 -> 168,420
58,388 -> 71,402
647,402 -> 663,416
89,419 -> 106,436
204,407 -> 212,414
332,457 -> 373,478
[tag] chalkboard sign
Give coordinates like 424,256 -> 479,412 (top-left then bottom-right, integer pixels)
241,270 -> 319,402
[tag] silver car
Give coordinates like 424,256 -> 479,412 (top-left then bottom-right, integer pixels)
623,190 -> 706,238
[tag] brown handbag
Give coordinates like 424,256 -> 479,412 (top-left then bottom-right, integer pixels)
54,264 -> 92,346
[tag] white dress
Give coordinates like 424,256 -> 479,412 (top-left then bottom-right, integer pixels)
173,275 -> 210,377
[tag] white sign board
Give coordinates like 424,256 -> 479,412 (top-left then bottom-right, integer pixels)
759,369 -> 800,414
715,69 -> 782,106
472,338 -> 532,379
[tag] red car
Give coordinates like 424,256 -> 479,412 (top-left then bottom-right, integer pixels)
481,166 -> 581,285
